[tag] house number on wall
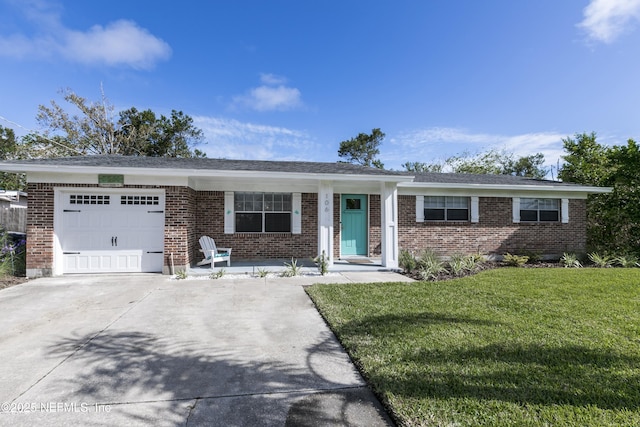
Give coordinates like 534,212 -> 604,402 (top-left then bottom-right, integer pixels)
324,196 -> 330,213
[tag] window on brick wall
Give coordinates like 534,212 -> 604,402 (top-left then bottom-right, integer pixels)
520,198 -> 559,222
424,196 -> 469,221
234,192 -> 292,233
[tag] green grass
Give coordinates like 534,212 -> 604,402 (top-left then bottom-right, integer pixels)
306,268 -> 640,426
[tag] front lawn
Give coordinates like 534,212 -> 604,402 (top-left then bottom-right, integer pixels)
306,268 -> 640,426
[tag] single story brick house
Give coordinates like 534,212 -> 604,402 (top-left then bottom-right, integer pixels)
0,155 -> 610,277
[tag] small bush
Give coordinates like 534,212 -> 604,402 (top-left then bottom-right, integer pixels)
613,254 -> 639,268
418,250 -> 446,281
502,253 -> 529,267
175,270 -> 188,280
0,232 -> 26,277
256,267 -> 270,278
560,252 -> 582,268
209,269 -> 225,279
588,252 -> 613,268
520,250 -> 542,264
314,251 -> 329,276
281,258 -> 302,277
399,249 -> 417,273
448,253 -> 471,277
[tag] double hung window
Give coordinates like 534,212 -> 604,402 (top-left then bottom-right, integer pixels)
520,198 -> 559,222
424,196 -> 469,221
234,192 -> 292,232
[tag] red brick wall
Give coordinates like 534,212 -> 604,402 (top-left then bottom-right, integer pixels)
396,196 -> 587,257
25,183 -> 198,276
195,191 -> 318,260
164,186 -> 197,269
369,195 -> 381,256
26,183 -> 55,276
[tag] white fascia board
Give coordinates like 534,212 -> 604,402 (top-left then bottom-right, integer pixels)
9,163 -> 414,184
398,182 -> 612,198
27,171 -> 188,186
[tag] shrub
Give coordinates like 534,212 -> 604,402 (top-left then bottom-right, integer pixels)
281,258 -> 302,277
0,232 -> 26,277
417,249 -> 446,281
560,252 -> 582,268
399,249 -> 417,273
256,267 -> 270,278
175,270 -> 188,280
209,269 -> 225,279
613,254 -> 639,268
502,253 -> 529,267
588,252 -> 613,268
448,253 -> 471,277
314,251 -> 329,276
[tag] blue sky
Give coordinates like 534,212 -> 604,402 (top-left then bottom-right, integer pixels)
1,0 -> 640,175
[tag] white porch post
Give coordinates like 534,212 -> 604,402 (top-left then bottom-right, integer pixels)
381,182 -> 399,269
318,181 -> 334,266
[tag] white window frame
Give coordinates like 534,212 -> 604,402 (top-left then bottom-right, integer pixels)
224,192 -> 301,234
512,197 -> 569,223
416,196 -> 478,223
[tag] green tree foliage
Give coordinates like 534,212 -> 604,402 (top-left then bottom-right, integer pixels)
402,161 -> 443,173
35,88 -> 205,158
559,132 -> 640,255
338,128 -> 385,169
403,149 -> 547,178
118,108 -> 205,158
0,126 -> 26,190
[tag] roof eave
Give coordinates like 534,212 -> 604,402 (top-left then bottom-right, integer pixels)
399,181 -> 613,193
4,163 -> 414,183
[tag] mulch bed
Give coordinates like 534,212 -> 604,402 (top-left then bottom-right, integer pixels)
402,261 -> 563,281
0,276 -> 28,291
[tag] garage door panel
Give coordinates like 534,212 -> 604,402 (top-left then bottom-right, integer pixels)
59,191 -> 165,274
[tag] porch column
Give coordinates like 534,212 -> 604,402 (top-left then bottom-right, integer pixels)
318,181 -> 334,266
380,181 -> 399,269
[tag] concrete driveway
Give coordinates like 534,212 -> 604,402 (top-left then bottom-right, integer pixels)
0,274 -> 399,426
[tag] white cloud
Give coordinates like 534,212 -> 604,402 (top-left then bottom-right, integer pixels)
578,0 -> 640,43
259,73 -> 288,85
0,2 -> 171,69
192,116 -> 319,161
386,127 -> 567,174
231,75 -> 304,112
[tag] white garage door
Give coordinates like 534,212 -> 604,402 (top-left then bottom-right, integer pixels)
59,191 -> 165,274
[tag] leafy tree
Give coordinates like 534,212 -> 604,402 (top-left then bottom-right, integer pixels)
36,88 -> 205,158
402,161 -> 443,173
402,149 -> 547,179
338,128 -> 385,169
559,132 -> 609,186
504,153 -> 547,179
559,132 -> 640,255
0,126 -> 26,190
118,108 -> 205,158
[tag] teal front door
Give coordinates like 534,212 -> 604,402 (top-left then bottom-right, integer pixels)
341,194 -> 368,256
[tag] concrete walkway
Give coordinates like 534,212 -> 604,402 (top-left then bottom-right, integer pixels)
0,272 -> 412,426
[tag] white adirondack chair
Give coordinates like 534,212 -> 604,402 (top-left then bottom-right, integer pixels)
196,236 -> 232,267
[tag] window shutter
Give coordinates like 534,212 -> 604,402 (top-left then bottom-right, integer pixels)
512,197 -> 520,223
224,191 -> 234,234
561,198 -> 569,223
470,197 -> 479,223
415,196 -> 424,222
292,193 -> 302,234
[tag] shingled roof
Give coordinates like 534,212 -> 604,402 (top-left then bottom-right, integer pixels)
409,171 -> 583,187
6,155 -> 405,176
